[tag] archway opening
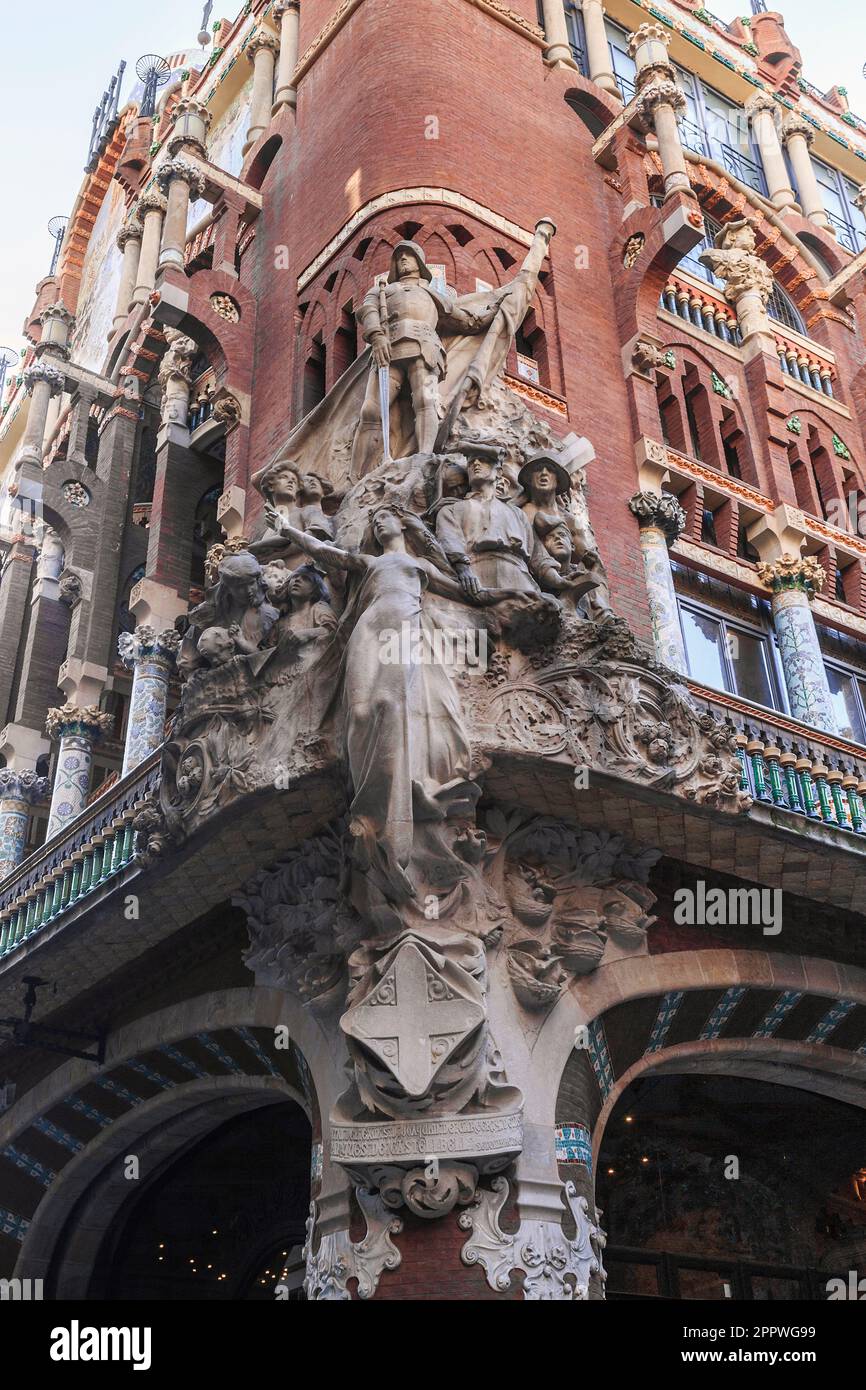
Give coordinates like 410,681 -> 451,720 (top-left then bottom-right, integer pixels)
597,1074 -> 866,1300
90,1100 -> 311,1300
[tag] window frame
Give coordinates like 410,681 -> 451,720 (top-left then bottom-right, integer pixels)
822,655 -> 866,745
677,595 -> 788,714
806,156 -> 866,255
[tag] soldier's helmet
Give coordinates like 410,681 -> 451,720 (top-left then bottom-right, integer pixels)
388,240 -> 433,283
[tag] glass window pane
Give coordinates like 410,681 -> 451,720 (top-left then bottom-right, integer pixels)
727,629 -> 778,709
826,668 -> 866,743
681,609 -> 728,690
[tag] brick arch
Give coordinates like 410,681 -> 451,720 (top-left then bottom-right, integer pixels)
561,81 -> 623,143
546,948 -> 866,1138
0,987 -> 330,1283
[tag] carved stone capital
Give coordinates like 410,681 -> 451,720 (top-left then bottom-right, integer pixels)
118,624 -> 181,671
116,218 -> 143,251
0,770 -> 50,807
745,91 -> 780,123
698,219 -> 773,308
629,490 -> 686,543
23,361 -> 65,397
172,96 -> 213,130
45,703 -> 112,743
155,159 -> 206,200
40,302 -> 75,330
756,552 -> 826,597
635,79 -> 686,130
246,30 -> 280,62
274,0 -> 301,16
627,21 -> 672,57
782,111 -> 815,147
137,187 -> 168,216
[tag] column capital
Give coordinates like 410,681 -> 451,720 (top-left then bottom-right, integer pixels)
138,187 -> 168,216
745,91 -> 780,122
246,30 -> 280,62
45,703 -> 112,743
756,553 -> 826,598
634,78 -> 686,131
118,624 -> 181,671
628,21 -> 676,87
155,158 -> 206,201
23,360 -> 65,398
168,97 -> 213,157
116,217 -> 143,251
628,489 -> 686,544
273,0 -> 301,15
781,110 -> 815,147
39,302 -> 75,331
0,769 -> 49,806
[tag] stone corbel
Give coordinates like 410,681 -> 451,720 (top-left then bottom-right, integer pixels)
303,1191 -> 402,1300
459,1175 -> 606,1300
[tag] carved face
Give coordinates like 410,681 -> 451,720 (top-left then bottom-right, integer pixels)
396,250 -> 422,278
197,626 -> 235,666
466,455 -> 497,485
268,465 -> 300,503
225,575 -> 260,606
529,463 -> 557,497
288,571 -> 316,603
373,509 -> 402,543
262,561 -> 290,601
441,464 -> 468,498
544,524 -> 573,564
300,473 -> 324,500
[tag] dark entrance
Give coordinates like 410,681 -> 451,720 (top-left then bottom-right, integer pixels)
597,1074 -> 866,1300
92,1100 -> 311,1300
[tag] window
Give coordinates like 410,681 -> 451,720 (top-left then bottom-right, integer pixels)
563,2 -> 587,73
824,664 -> 866,744
604,20 -> 637,98
672,67 -> 767,196
806,158 -> 866,255
679,600 -> 783,709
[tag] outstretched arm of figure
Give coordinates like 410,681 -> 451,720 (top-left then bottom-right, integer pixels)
263,506 -> 366,573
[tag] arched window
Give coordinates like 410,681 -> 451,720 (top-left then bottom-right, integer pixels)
673,210 -> 806,333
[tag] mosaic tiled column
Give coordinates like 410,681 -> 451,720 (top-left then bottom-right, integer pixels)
756,555 -> 838,732
629,490 -> 688,674
118,625 -> 180,775
0,771 -> 49,880
44,705 -> 112,840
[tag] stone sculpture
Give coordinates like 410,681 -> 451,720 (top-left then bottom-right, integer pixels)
144,206 -> 750,1300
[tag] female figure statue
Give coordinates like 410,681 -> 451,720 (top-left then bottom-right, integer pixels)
264,500 -> 478,908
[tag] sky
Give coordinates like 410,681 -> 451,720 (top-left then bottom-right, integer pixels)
0,0 -> 865,360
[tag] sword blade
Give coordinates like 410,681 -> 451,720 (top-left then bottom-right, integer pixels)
378,364 -> 391,464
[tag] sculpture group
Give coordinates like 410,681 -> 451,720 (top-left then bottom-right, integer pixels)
137,214 -> 746,1293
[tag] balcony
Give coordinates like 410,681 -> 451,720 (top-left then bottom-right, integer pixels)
688,683 -> 866,841
0,752 -> 159,964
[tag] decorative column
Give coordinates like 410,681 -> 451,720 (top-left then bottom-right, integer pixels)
746,94 -> 796,212
540,0 -> 578,69
243,30 -> 280,155
113,218 -> 143,333
167,96 -> 212,157
756,555 -> 838,732
0,771 -> 49,881
39,302 -> 75,358
17,360 -> 65,468
629,490 -> 688,673
629,24 -> 689,199
156,160 -> 207,273
699,218 -> 775,355
44,705 -> 112,840
580,0 -> 619,95
782,113 -> 831,230
273,1 -> 301,109
132,188 -> 168,304
118,626 -> 180,774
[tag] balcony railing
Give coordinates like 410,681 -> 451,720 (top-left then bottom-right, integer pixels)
0,752 -> 160,963
678,117 -> 767,196
825,208 -> 866,258
688,683 -> 866,838
661,272 -> 742,344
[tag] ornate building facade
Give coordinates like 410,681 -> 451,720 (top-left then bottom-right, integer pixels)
0,0 -> 865,1301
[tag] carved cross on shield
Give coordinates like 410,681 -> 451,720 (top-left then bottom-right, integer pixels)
341,938 -> 486,1099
